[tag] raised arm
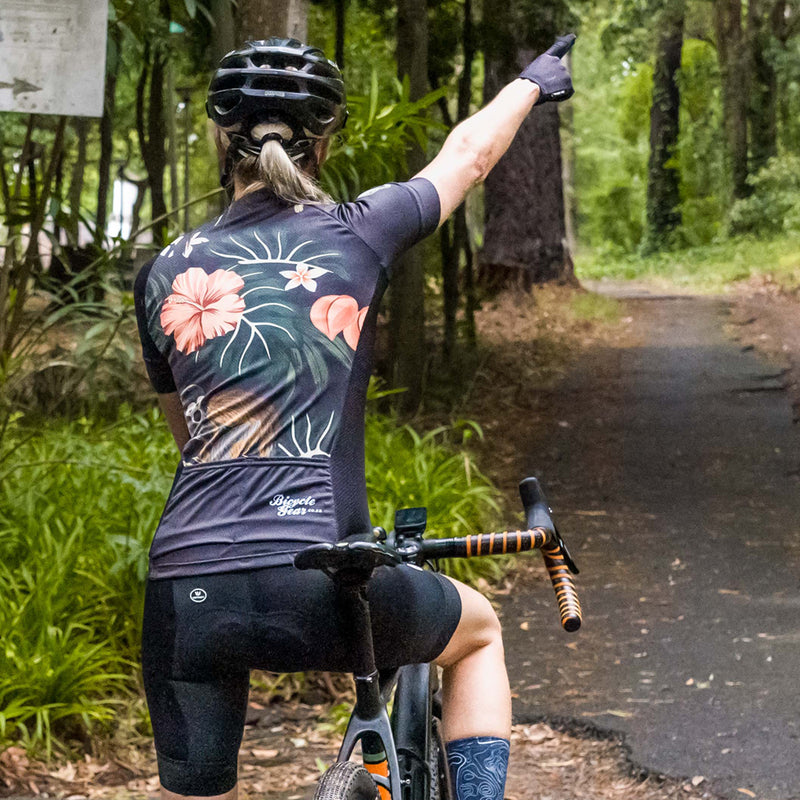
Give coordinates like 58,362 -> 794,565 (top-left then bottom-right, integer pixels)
416,34 -> 576,226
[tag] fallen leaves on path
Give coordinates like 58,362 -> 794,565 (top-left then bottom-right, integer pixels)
1,715 -> 728,800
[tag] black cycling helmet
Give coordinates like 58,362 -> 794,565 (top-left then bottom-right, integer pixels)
207,38 -> 347,161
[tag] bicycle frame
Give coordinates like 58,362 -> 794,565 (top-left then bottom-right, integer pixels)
332,581 -> 441,800
297,476 -> 581,800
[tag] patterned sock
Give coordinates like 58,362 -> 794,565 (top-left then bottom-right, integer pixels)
446,736 -> 510,800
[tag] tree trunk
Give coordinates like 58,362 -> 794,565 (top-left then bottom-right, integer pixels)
211,0 -> 236,62
388,0 -> 429,413
334,0 -> 345,69
440,0 -> 476,363
68,119 -> 90,243
148,53 -> 169,244
96,30 -> 119,247
713,0 -> 749,200
561,52 -> 577,256
237,0 -> 309,41
643,0 -> 684,252
136,45 -> 170,247
166,63 -> 180,220
10,118 -> 68,349
480,1 -> 572,287
747,0 -> 778,174
481,102 -> 569,286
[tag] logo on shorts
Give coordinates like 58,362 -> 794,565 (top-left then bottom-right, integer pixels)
189,588 -> 207,603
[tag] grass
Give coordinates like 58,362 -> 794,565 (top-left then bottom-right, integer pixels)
569,291 -> 622,323
0,402 -> 502,756
576,234 -> 800,292
365,416 -> 504,584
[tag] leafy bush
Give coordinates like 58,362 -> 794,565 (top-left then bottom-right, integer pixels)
728,154 -> 800,237
365,415 -> 503,584
0,409 -> 176,754
321,73 -> 445,202
0,404 -> 502,754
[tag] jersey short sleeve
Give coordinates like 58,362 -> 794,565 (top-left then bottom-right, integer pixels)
134,257 -> 176,394
331,178 -> 440,275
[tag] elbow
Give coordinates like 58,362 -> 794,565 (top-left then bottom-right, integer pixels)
450,128 -> 492,187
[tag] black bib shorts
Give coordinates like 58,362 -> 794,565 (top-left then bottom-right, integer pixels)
141,563 -> 461,796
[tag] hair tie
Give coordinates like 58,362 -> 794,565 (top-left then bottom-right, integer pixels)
259,132 -> 284,147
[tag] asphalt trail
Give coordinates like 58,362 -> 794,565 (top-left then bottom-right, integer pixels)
502,294 -> 800,799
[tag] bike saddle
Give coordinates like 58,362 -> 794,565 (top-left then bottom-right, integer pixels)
294,540 -> 401,581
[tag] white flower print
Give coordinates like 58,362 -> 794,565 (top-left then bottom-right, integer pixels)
276,412 -> 335,458
160,234 -> 184,259
183,231 -> 209,259
279,264 -> 330,292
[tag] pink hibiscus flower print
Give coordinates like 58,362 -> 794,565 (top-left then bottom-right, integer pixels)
280,263 -> 329,292
310,295 -> 368,350
160,267 -> 246,355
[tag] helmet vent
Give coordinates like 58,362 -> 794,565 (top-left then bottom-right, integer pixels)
250,76 -> 301,94
215,74 -> 245,91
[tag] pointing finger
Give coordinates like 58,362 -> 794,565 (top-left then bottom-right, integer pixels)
544,33 -> 577,59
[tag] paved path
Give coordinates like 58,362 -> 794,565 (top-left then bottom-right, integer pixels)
502,294 -> 800,799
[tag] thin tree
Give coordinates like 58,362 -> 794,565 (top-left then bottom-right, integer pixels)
748,0 -> 777,174
388,0 -> 429,413
643,0 -> 685,252
713,0 -> 749,200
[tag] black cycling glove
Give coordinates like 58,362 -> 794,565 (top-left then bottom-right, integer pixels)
519,34 -> 576,105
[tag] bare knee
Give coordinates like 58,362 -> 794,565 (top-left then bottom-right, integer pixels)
435,578 -> 503,668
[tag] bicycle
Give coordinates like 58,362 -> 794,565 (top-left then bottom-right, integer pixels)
294,477 -> 582,800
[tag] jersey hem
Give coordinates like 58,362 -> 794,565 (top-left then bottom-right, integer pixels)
148,547 -> 307,580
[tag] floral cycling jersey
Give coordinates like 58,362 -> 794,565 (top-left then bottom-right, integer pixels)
134,178 -> 440,579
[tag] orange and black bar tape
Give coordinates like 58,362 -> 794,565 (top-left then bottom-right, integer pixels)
463,528 -> 549,557
419,528 -> 551,561
542,542 -> 582,632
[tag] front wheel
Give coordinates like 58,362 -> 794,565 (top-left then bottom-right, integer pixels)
314,761 -> 380,800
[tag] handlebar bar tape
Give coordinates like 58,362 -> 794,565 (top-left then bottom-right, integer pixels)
541,542 -> 582,632
519,478 -> 582,633
418,528 -> 547,560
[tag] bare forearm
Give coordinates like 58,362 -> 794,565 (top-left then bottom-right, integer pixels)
416,80 -> 540,223
453,80 -> 541,181
415,34 -> 575,226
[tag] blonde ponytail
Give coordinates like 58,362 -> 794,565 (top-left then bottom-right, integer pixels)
215,123 -> 332,205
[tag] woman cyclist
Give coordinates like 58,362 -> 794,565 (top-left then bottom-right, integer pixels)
134,35 -> 574,800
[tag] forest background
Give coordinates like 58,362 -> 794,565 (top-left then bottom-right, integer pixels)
1,0 -> 800,761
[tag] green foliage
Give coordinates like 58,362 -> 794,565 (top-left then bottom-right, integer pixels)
573,13 -> 650,253
365,415 -> 504,584
576,233 -> 800,291
675,38 -> 725,247
575,4 -> 734,257
569,292 -> 622,323
321,74 -> 446,201
0,400 -> 502,753
308,3 -> 396,98
0,409 -> 176,755
727,155 -> 800,238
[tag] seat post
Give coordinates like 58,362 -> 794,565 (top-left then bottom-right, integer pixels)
338,578 -> 382,720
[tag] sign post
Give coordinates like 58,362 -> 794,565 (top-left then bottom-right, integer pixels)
0,0 -> 109,118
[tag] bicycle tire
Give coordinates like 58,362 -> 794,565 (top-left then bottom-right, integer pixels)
314,761 -> 380,800
428,716 -> 452,800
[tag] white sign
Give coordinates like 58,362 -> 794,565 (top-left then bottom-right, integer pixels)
0,0 -> 109,117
